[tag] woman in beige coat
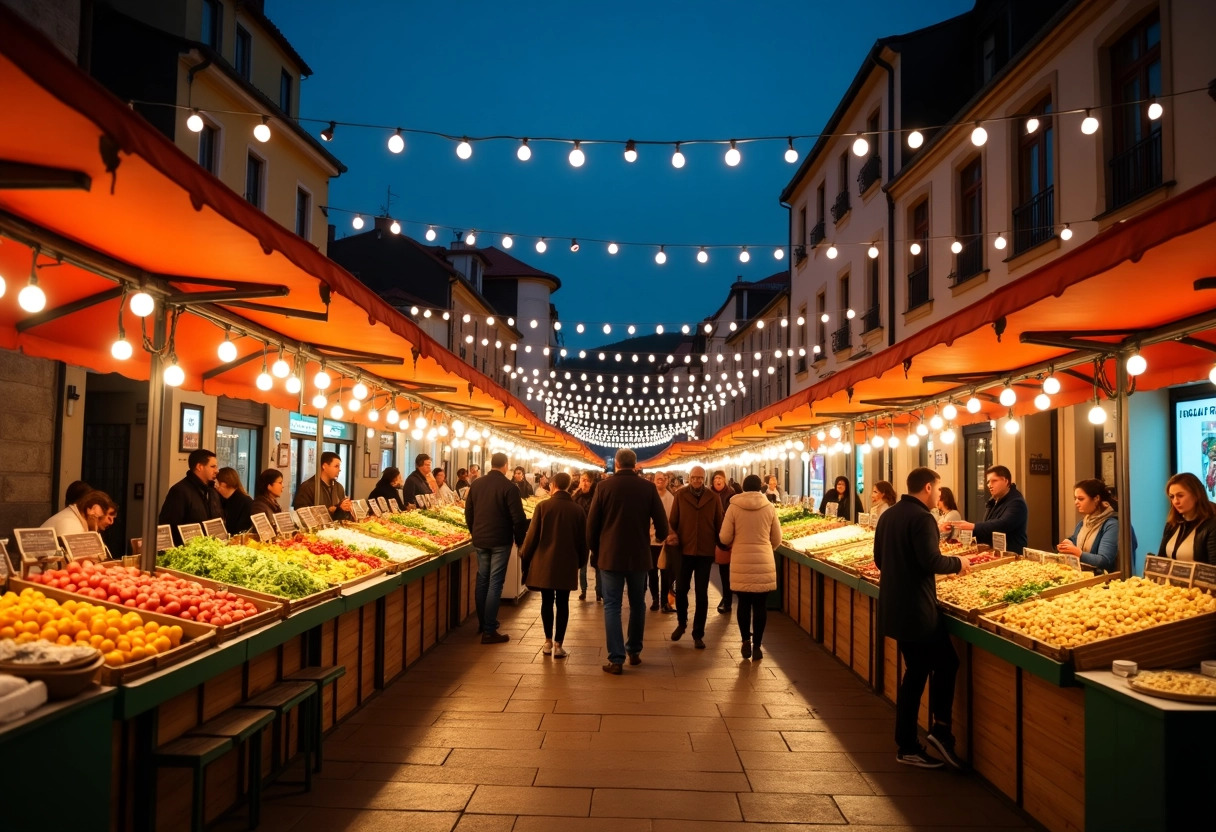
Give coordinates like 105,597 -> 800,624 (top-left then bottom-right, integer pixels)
718,474 -> 782,660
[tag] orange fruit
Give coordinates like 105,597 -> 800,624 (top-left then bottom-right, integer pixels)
0,626 -> 15,639
103,651 -> 124,666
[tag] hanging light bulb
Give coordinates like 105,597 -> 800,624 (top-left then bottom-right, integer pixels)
425,226 -> 437,242
940,427 -> 956,444
951,240 -> 963,254
456,138 -> 473,159
1081,110 -> 1100,135
829,425 -> 842,440
568,141 -> 585,167
1042,375 -> 1061,395
724,140 -> 741,167
217,333 -> 238,363
907,129 -> 924,149
970,123 -> 988,146
852,134 -> 869,157
465,230 -> 477,245
871,433 -> 885,448
186,109 -> 205,132
1034,393 -> 1051,410
907,432 -> 920,447
501,234 -> 513,249
999,386 -> 1017,407
330,403 -> 344,419
110,335 -> 133,361
314,369 -> 331,389
570,239 -> 580,252
386,408 -> 400,425
253,117 -> 271,143
909,242 -> 922,256
655,246 -> 667,265
994,233 -> 1008,250
607,242 -> 619,255
739,247 -> 750,263
129,291 -> 155,317
388,128 -> 405,153
271,349 -> 291,378
352,380 -> 369,400
319,121 -> 335,142
602,323 -> 612,335
697,247 -> 709,264
846,308 -> 856,320
784,138 -> 798,163
285,375 -> 301,394
1026,116 -> 1040,134
348,397 -> 361,412
532,238 -> 548,254
311,392 -> 326,409
623,139 -> 638,163
163,359 -> 185,387
1147,99 -> 1163,121
942,403 -> 958,421
867,245 -> 880,259
1004,414 -> 1020,434
671,143 -> 685,169
256,369 -> 273,391
930,414 -> 945,430
1060,224 -> 1073,241
916,421 -> 929,437
773,247 -> 784,260
966,396 -> 982,414
389,220 -> 401,235
826,245 -> 838,259
352,214 -> 365,230
1126,352 -> 1147,376
576,323 -> 585,333
18,273 -> 45,313
1209,365 -> 1216,385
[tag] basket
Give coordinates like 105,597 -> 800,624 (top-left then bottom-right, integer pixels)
0,654 -> 105,700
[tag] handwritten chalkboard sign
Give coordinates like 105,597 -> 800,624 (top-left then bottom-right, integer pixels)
14,528 -> 61,560
251,513 -> 275,542
178,524 -> 204,542
202,518 -> 229,540
1144,555 -> 1173,584
958,529 -> 973,548
0,539 -> 12,580
156,525 -> 174,553
294,506 -> 318,529
62,532 -> 106,562
1168,560 -> 1195,588
1028,457 -> 1052,475
991,532 -> 1008,554
273,512 -> 297,535
388,499 -> 401,513
352,500 -> 368,521
824,502 -> 838,518
1192,562 -> 1216,592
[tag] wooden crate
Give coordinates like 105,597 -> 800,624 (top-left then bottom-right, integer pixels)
156,687 -> 199,744
334,609 -> 361,721
359,602 -> 375,705
1021,674 -> 1085,832
320,619 -> 336,731
881,637 -> 898,704
822,575 -> 835,647
1065,609 -> 1216,671
798,564 -> 813,635
383,587 -> 405,681
201,665 -> 244,721
156,565 -> 337,616
246,648 -> 278,697
851,593 -> 871,683
422,572 -> 437,651
970,648 -> 1018,800
438,565 -> 450,637
281,632 -> 303,675
834,581 -> 851,666
938,564 -> 1102,623
405,583 -> 422,666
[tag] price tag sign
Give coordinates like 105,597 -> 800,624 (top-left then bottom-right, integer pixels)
14,528 -> 61,560
312,505 -> 332,527
991,532 -> 1008,554
958,529 -> 973,547
0,539 -> 12,580
294,507 -> 316,529
1192,562 -> 1216,592
178,523 -> 204,542
1144,555 -> 1173,584
1169,560 -> 1195,588
1063,554 -> 1082,572
858,512 -> 871,527
368,500 -> 383,517
156,525 -> 174,553
388,499 -> 401,513
1022,548 -> 1043,562
352,501 -> 368,521
824,502 -> 838,518
377,497 -> 389,513
415,495 -> 427,509
251,513 -> 275,542
61,532 -> 106,562
273,511 -> 297,535
202,518 -> 229,540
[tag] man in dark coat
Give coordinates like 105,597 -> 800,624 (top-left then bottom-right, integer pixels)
587,448 -> 670,674
401,454 -> 433,508
666,466 -> 725,649
158,448 -> 223,544
464,452 -> 528,644
518,472 -> 586,657
875,467 -> 970,770
940,464 -> 1028,554
513,466 -> 535,499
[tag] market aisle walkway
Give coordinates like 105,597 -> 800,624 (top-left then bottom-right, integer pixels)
247,587 -> 1034,832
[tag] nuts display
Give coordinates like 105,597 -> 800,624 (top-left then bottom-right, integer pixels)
1130,670 -> 1216,698
787,525 -> 874,554
937,560 -> 1085,609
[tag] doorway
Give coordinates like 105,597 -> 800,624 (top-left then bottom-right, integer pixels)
963,424 -> 993,523
82,423 -> 129,557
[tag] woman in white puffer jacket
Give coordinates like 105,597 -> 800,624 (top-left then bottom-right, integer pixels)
718,474 -> 782,660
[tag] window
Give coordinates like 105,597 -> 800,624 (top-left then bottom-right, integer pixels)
838,152 -> 849,194
279,69 -> 292,114
831,154 -> 851,222
833,273 -> 851,352
215,424 -> 259,494
1014,96 -> 1054,254
957,157 -> 983,281
981,32 -> 997,82
799,206 -> 807,243
815,292 -> 826,357
816,183 -> 825,223
797,304 -> 808,372
1109,10 -> 1162,208
909,199 -> 931,309
864,254 -> 881,331
245,152 -> 264,208
295,187 -> 310,238
866,110 -> 880,149
201,0 -> 221,49
234,25 -> 252,80
197,122 -> 217,173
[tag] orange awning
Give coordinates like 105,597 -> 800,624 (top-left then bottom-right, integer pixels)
0,6 -> 599,465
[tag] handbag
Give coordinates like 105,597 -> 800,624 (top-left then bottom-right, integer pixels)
714,545 -> 732,565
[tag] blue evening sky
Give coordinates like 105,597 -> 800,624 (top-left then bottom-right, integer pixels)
269,0 -> 972,348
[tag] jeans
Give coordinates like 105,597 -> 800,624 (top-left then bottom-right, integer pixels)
896,619 -> 960,752
539,589 -> 570,642
474,545 -> 511,636
579,564 -> 602,599
735,591 -> 768,645
718,562 -> 732,607
600,569 -> 648,665
676,555 -> 714,638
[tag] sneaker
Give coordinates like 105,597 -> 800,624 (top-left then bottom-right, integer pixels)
752,645 -> 763,660
602,662 -> 623,675
896,746 -> 944,769
740,640 -> 752,659
481,632 -> 510,644
927,728 -> 965,770
671,624 -> 686,641
542,639 -> 553,655
553,644 -> 568,658
693,638 -> 706,649
627,652 -> 641,666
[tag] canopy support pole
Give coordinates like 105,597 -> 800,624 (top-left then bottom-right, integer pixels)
141,307 -> 167,571
1115,358 -> 1133,579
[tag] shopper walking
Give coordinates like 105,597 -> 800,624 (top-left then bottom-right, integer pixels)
719,475 -> 781,660
875,467 -> 971,769
586,448 -> 669,674
401,454 -> 433,508
651,471 -> 676,613
159,449 -> 224,543
250,469 -> 284,524
294,451 -> 352,522
667,466 -> 725,649
464,452 -> 528,644
573,471 -> 602,602
518,472 -> 585,658
710,470 -> 734,614
941,465 -> 1028,553
216,467 -> 253,536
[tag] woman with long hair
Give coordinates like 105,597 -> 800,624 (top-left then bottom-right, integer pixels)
711,470 -> 735,614
1155,472 -> 1216,564
216,467 -> 254,535
719,475 -> 782,661
518,472 -> 585,658
369,466 -> 403,507
42,490 -> 110,536
250,468 -> 284,524
819,476 -> 853,521
871,481 -> 898,519
1057,479 -> 1135,573
936,487 -> 962,524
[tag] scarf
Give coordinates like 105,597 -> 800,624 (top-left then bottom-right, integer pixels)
1077,505 -> 1114,553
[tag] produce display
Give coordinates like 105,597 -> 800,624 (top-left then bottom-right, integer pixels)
419,505 -> 469,528
936,560 -> 1086,610
158,537 -> 331,599
316,526 -> 433,564
0,587 -> 185,667
23,561 -> 262,624
987,577 -> 1216,648
824,544 -> 877,567
347,521 -> 445,555
278,533 -> 389,570
781,516 -> 848,541
380,512 -> 470,548
1128,670 -> 1216,699
787,525 -> 873,554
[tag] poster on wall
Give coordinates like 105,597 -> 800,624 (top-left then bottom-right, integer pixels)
1173,392 -> 1216,498
809,454 -> 825,507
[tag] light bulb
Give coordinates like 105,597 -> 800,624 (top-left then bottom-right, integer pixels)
576,323 -> 585,333
1034,393 -> 1051,410
951,240 -> 963,254
330,403 -> 344,419
18,281 -> 45,313
410,428 -> 423,441
570,239 -> 579,252
623,140 -> 637,163
774,247 -> 784,260
724,141 -> 741,167
553,321 -> 562,331
1088,402 -> 1107,425
907,130 -> 924,149
999,386 -> 1017,407
940,428 -> 956,444
1060,224 -> 1073,241
0,274 -> 5,298
852,135 -> 869,157
1004,417 -> 1020,435
515,138 -> 532,160
916,422 -> 929,437
846,308 -> 856,320
129,291 -> 155,317
872,434 -> 885,448
602,323 -> 612,335
217,338 -> 237,363
697,247 -> 709,264
1147,100 -> 1163,121
272,356 -> 291,378
253,120 -> 271,142
187,111 -> 204,132
942,403 -> 958,421
739,247 -> 750,263
888,434 -> 900,448
826,245 -> 838,259
784,140 -> 798,163
907,433 -> 920,447
352,381 -> 369,400
829,425 -> 841,439
671,145 -> 685,168
966,396 -> 982,414
607,242 -> 619,255
465,230 -> 477,245
163,362 -> 185,387
1026,117 -> 1040,134
1081,111 -> 1099,135
867,245 -> 879,259
348,398 -> 360,411
930,415 -> 944,430
860,442 -> 871,455
311,393 -> 326,409
655,247 -> 667,265
256,371 -> 273,391
352,214 -> 365,230
909,242 -> 922,256
389,220 -> 401,235
1209,365 -> 1216,385
451,419 -> 465,436
1126,353 -> 1147,376
285,376 -> 301,394
994,234 -> 1007,250
386,409 -> 400,425
1042,375 -> 1061,395
388,129 -> 405,153
456,138 -> 473,159
531,238 -> 547,254
110,337 -> 133,361
425,226 -> 437,242
970,124 -> 988,146
314,370 -> 331,389
568,142 -> 585,167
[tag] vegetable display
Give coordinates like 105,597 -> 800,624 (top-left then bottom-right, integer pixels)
936,560 -> 1085,610
787,525 -> 874,554
380,513 -> 469,548
158,537 -> 331,599
350,521 -> 444,554
315,527 -> 433,563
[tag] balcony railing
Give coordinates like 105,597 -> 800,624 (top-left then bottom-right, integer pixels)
796,356 -> 807,374
907,266 -> 930,310
831,322 -> 852,352
1109,130 -> 1163,210
860,305 -> 881,333
793,244 -> 807,264
831,190 -> 851,223
953,239 -> 984,284
857,155 -> 882,194
1012,185 -> 1055,255
809,219 -> 826,247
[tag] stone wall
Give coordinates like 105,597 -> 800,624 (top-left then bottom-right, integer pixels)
0,351 -> 57,537
0,0 -> 80,60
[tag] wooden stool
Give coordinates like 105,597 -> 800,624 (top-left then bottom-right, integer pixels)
283,665 -> 345,774
186,708 -> 275,830
152,735 -> 233,832
235,681 -> 316,791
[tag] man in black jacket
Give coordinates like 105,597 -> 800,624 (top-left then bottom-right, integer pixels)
401,454 -> 433,508
464,452 -> 528,644
158,449 -> 223,544
875,467 -> 970,770
940,465 -> 1028,554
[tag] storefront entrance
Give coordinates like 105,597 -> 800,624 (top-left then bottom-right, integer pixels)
289,412 -> 354,495
963,423 -> 993,523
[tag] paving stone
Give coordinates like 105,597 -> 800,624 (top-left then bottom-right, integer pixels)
466,785 -> 592,817
591,788 -> 743,821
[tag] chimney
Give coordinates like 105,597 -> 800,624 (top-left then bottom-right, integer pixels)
327,223 -> 336,244
373,215 -> 395,234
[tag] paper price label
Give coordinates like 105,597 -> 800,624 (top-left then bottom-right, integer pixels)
858,512 -> 872,527
251,514 -> 275,542
824,502 -> 838,518
991,532 -> 1008,553
369,500 -> 383,517
1192,562 -> 1216,592
156,525 -> 174,553
377,497 -> 389,513
178,524 -> 204,542
352,501 -> 368,521
273,512 -> 297,535
958,529 -> 973,547
1064,554 -> 1082,572
1169,560 -> 1195,588
202,518 -> 229,540
1144,555 -> 1172,584
61,532 -> 106,562
388,499 -> 401,513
